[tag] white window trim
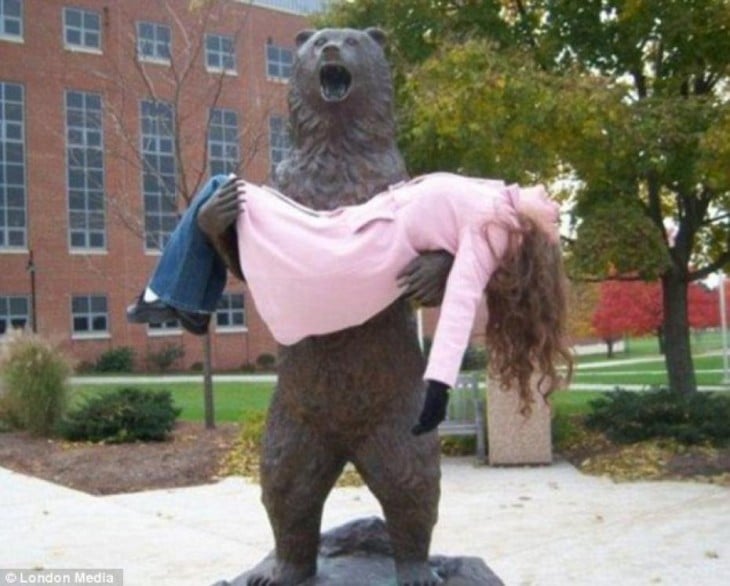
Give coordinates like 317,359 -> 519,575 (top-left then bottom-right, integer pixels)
215,325 -> 248,334
136,21 -> 171,65
63,6 -> 102,53
0,247 -> 29,254
137,55 -> 171,66
205,66 -> 238,76
266,75 -> 289,84
147,327 -> 183,337
64,44 -> 102,55
70,248 -> 108,255
0,32 -> 22,43
71,331 -> 111,341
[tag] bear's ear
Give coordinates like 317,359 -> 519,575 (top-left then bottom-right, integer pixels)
295,29 -> 316,48
365,27 -> 387,48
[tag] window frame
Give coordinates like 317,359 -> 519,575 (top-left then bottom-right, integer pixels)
136,20 -> 171,64
266,43 -> 293,81
62,6 -> 102,53
208,107 -> 240,177
215,292 -> 246,332
140,99 -> 177,252
0,294 -> 29,336
0,81 -> 27,251
268,115 -> 291,178
70,293 -> 109,339
204,33 -> 236,74
65,89 -> 106,252
0,0 -> 23,42
147,319 -> 183,336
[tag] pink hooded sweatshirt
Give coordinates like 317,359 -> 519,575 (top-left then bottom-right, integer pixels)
236,172 -> 559,387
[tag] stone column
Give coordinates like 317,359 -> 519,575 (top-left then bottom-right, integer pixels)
486,375 -> 552,465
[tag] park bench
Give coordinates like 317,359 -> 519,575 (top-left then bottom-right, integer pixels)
440,372 -> 487,463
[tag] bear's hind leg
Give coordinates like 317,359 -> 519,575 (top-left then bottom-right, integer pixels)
353,412 -> 442,586
254,401 -> 345,585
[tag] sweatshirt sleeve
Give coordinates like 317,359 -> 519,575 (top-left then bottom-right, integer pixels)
423,222 -> 509,387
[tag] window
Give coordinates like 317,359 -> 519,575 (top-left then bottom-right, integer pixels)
148,319 -> 181,333
266,44 -> 293,80
66,90 -> 105,249
0,295 -> 28,334
0,0 -> 22,40
63,7 -> 100,51
208,108 -> 239,176
216,292 -> 245,329
137,21 -> 170,62
205,34 -> 235,72
269,115 -> 291,177
140,100 -> 177,251
0,81 -> 26,249
71,294 -> 108,334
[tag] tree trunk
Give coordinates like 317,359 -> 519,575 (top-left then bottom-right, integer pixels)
203,332 -> 215,429
661,269 -> 697,394
605,338 -> 614,359
656,326 -> 665,354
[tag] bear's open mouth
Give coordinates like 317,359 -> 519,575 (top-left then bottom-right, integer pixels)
319,64 -> 352,102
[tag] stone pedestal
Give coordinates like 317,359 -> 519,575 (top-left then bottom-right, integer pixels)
213,517 -> 503,585
487,376 -> 552,465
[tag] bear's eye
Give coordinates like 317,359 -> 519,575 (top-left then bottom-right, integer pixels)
345,37 -> 358,46
314,37 -> 327,47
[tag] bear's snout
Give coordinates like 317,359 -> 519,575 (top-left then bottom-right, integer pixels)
321,43 -> 341,62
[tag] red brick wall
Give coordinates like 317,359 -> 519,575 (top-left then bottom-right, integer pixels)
0,0 -> 309,371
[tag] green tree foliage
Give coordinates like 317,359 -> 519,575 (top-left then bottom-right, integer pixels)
321,0 -> 730,394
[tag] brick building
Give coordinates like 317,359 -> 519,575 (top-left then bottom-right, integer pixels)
0,0 -> 327,371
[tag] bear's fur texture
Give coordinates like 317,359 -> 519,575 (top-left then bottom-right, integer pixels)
250,28 -> 444,586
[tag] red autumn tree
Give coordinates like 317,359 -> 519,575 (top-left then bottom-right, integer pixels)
591,280 -> 662,357
688,282 -> 721,329
593,278 -> 728,357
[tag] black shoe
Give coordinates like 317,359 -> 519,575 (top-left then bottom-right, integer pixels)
127,294 -> 178,324
174,308 -> 210,336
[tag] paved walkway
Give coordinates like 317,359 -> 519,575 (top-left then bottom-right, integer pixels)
2,459 -> 728,586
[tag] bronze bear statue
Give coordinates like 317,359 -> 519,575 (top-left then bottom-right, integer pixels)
200,28 -> 452,586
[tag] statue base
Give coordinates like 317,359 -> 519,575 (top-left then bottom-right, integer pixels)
212,517 -> 503,585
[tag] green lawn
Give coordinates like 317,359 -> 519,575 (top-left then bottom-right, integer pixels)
548,390 -> 607,446
569,332 -> 729,389
69,381 -> 275,423
68,332 -> 729,424
575,330 -> 725,363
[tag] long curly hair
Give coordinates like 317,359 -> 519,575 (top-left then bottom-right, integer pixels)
483,213 -> 573,415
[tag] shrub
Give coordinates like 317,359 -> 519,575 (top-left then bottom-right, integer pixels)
240,362 -> 257,373
256,353 -> 277,372
0,331 -> 70,436
440,435 -> 478,456
59,387 -> 181,443
585,388 -> 730,446
75,360 -> 96,374
189,361 -> 204,372
145,343 -> 185,372
219,411 -> 267,479
423,337 -> 487,372
95,346 -> 135,373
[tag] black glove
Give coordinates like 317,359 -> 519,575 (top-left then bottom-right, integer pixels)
411,380 -> 450,436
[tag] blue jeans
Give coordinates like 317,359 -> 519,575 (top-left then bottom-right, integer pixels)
149,175 -> 230,313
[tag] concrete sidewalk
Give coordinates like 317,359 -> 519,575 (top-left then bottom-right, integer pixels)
1,459 -> 728,586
